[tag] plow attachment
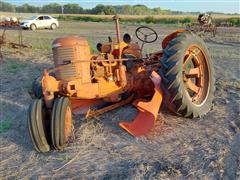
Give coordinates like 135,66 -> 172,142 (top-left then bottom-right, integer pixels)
119,71 -> 163,136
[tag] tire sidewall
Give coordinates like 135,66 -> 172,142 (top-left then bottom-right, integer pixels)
28,99 -> 50,152
181,34 -> 214,111
51,97 -> 72,150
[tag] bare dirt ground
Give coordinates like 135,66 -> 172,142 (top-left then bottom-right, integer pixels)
0,21 -> 239,179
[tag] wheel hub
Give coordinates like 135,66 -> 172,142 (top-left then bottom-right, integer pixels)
182,45 -> 210,105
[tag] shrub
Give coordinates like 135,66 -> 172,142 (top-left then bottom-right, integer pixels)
228,17 -> 240,27
180,17 -> 193,24
144,16 -> 155,24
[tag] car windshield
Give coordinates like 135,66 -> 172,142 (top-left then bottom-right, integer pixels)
28,16 -> 37,20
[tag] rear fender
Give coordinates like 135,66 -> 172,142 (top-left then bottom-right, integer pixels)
162,29 -> 186,49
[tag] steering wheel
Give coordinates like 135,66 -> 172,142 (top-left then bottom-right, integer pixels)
135,26 -> 158,43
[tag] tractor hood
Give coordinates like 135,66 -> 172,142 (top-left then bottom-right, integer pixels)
51,36 -> 91,82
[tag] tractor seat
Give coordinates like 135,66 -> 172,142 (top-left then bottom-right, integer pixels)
122,43 -> 142,59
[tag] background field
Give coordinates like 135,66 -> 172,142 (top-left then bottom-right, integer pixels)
1,12 -> 240,26
0,20 -> 240,179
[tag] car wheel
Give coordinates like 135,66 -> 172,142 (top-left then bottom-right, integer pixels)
30,24 -> 37,31
51,23 -> 57,30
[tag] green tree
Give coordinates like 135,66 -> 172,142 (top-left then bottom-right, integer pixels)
16,4 -> 39,13
152,7 -> 162,15
91,4 -> 105,14
0,1 -> 16,12
123,5 -> 133,15
63,4 -> 83,14
133,5 -> 150,15
41,3 -> 62,13
103,6 -> 116,15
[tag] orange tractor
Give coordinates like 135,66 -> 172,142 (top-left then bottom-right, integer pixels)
28,16 -> 215,152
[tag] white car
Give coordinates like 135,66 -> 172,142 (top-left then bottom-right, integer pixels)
20,15 -> 59,30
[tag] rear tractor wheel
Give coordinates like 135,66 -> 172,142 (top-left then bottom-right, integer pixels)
28,99 -> 51,152
161,32 -> 215,118
51,97 -> 73,150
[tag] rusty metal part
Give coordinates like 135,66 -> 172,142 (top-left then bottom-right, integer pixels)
52,36 -> 91,81
0,20 -> 20,27
198,13 -> 213,26
119,71 -> 163,136
42,69 -> 59,108
70,99 -> 103,114
182,45 -> 210,105
85,95 -> 134,119
64,106 -> 72,141
122,43 -> 142,59
0,24 -> 31,59
113,15 -> 122,59
162,29 -> 186,49
186,14 -> 217,36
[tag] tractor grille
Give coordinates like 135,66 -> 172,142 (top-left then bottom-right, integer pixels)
53,47 -> 79,80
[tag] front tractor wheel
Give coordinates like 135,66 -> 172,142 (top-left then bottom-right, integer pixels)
51,97 -> 73,150
161,32 -> 215,118
28,99 -> 51,152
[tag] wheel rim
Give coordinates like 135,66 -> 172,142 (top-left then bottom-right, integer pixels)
31,25 -> 36,30
64,106 -> 72,141
182,45 -> 210,106
52,24 -> 56,29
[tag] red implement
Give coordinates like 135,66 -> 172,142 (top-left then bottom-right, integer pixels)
119,71 -> 163,136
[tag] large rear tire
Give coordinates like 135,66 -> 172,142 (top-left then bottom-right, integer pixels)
51,97 -> 73,150
160,32 -> 215,118
28,99 -> 50,152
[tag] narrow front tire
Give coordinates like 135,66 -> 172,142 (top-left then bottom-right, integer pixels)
51,97 -> 73,150
28,99 -> 50,152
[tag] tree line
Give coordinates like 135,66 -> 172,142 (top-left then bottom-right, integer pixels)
1,1 -> 234,15
0,1 -> 191,15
